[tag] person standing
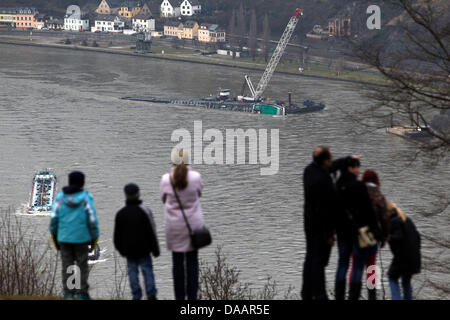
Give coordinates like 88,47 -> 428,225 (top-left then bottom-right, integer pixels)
361,170 -> 389,299
387,202 -> 421,300
50,171 -> 99,300
337,159 -> 382,300
301,146 -> 337,300
160,149 -> 205,300
113,183 -> 160,300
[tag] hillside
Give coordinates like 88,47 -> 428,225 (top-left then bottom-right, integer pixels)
0,0 -> 402,36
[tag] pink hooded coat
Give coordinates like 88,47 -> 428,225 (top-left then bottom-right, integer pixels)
160,166 -> 205,252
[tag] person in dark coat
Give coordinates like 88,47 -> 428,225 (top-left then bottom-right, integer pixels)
334,158 -> 382,300
114,183 -> 160,300
387,202 -> 421,300
301,146 -> 338,300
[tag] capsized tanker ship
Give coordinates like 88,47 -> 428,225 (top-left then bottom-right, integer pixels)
122,8 -> 325,116
122,89 -> 325,115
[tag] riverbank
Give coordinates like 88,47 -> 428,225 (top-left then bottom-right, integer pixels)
0,33 -> 388,87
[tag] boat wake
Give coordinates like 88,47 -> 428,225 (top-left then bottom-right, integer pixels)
15,203 -> 51,216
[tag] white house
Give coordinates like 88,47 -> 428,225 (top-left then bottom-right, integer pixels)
92,15 -> 125,32
132,13 -> 155,32
179,0 -> 201,16
160,0 -> 181,18
64,5 -> 89,31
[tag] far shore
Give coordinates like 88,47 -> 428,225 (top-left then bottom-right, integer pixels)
0,35 -> 388,88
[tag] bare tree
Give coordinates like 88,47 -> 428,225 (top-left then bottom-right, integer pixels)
350,0 -> 450,299
236,2 -> 246,51
263,13 -> 271,62
248,9 -> 257,61
228,9 -> 237,59
351,0 -> 449,159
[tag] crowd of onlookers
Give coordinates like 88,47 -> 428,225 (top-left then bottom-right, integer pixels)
302,146 -> 421,300
48,146 -> 420,300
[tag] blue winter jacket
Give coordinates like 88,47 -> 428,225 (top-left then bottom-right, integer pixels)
50,190 -> 100,244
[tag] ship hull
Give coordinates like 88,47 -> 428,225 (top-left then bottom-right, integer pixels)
121,97 -> 325,115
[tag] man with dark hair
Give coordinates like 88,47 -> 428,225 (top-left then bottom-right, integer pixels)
301,146 -> 337,300
50,171 -> 100,300
114,183 -> 160,300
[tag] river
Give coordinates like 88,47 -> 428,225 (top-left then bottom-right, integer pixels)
0,43 -> 448,299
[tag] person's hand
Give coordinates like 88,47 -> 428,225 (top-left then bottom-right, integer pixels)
352,155 -> 363,160
89,239 -> 98,252
51,235 -> 60,251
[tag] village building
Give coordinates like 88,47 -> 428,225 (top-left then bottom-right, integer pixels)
46,17 -> 64,30
96,1 -> 151,17
198,23 -> 226,43
92,15 -> 125,32
179,0 -> 201,16
181,20 -> 198,39
328,17 -> 351,37
64,6 -> 89,31
0,8 -> 18,27
117,1 -> 145,18
160,0 -> 181,18
96,0 -> 121,15
164,21 -> 183,38
33,13 -> 47,29
132,12 -> 155,32
15,8 -> 38,29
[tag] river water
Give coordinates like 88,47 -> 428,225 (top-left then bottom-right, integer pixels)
0,44 -> 448,299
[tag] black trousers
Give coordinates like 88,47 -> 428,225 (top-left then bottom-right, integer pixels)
301,230 -> 332,300
60,243 -> 89,296
172,251 -> 199,300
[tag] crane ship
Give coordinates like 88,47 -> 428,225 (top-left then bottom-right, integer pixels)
122,9 -> 325,116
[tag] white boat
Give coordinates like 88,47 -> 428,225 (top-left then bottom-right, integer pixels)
28,170 -> 57,213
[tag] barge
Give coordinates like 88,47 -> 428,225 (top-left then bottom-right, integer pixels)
121,95 -> 325,116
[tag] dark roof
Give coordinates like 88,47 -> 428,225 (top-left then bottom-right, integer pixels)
104,0 -> 123,7
183,20 -> 197,28
95,14 -> 120,21
16,7 -> 38,15
167,0 -> 183,7
119,1 -> 141,8
133,12 -> 153,20
165,21 -> 182,27
0,8 -> 18,14
47,18 -> 64,24
184,0 -> 200,5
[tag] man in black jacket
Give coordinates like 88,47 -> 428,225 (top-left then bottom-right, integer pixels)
301,146 -> 338,300
114,183 -> 160,300
335,157 -> 381,300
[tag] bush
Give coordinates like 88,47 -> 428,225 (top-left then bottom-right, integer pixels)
198,246 -> 299,300
0,209 -> 59,297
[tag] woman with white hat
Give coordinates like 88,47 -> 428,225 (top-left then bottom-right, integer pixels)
160,148 -> 205,300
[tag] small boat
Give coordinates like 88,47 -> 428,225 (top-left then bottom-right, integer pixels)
28,170 -> 57,213
386,125 -> 433,139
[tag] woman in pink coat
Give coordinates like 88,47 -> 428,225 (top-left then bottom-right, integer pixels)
160,148 -> 204,300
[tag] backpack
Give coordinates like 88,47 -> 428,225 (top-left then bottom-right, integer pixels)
401,217 -> 421,274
